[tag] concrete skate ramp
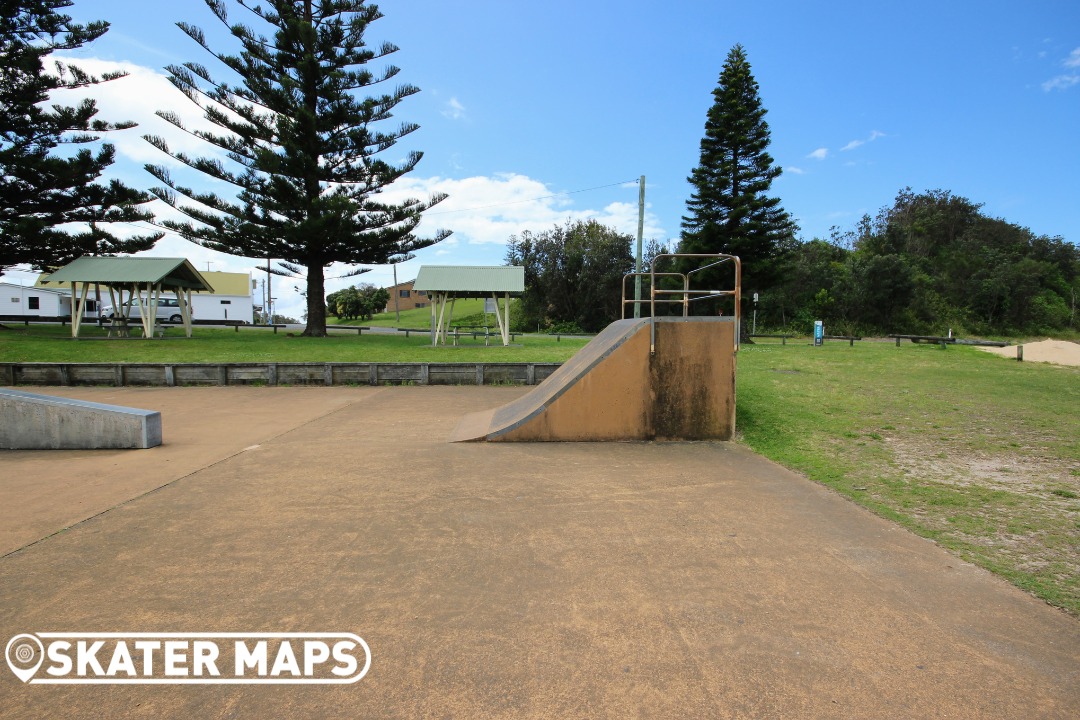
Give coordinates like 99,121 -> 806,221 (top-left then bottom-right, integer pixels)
450,316 -> 736,442
0,388 -> 161,449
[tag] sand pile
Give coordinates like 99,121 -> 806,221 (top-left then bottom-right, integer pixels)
976,339 -> 1080,367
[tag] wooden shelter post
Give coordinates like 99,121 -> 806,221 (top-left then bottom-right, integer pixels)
70,281 -> 90,337
430,298 -> 437,346
177,287 -> 193,337
491,292 -> 508,346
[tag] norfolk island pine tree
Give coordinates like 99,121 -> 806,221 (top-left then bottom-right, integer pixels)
144,0 -> 449,336
679,44 -> 796,328
0,0 -> 161,274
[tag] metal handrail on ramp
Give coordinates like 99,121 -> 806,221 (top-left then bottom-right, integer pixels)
621,253 -> 741,354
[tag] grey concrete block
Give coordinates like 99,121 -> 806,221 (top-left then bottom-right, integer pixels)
0,388 -> 162,450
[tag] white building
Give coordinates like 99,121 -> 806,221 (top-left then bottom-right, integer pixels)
30,269 -> 256,323
188,271 -> 256,322
0,282 -> 98,319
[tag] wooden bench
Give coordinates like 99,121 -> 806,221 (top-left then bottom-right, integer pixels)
0,315 -> 71,326
190,319 -> 248,332
750,333 -> 795,345
889,334 -> 957,348
449,329 -> 520,345
824,334 -> 861,347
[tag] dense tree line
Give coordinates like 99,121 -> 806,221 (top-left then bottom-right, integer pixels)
505,220 -> 633,333
761,189 -> 1079,336
326,283 -> 389,321
507,189 -> 1076,338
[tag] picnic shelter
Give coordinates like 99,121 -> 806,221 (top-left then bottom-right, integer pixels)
413,265 -> 524,346
44,257 -> 214,338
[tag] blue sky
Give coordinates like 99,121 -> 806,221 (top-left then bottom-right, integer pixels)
5,0 -> 1078,319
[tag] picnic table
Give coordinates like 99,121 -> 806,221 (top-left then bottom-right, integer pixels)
107,318 -> 130,338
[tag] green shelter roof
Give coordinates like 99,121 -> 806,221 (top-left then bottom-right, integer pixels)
413,265 -> 524,294
43,257 -> 214,292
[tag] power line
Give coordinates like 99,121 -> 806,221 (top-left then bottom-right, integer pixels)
38,176 -> 641,272
104,178 -> 638,235
423,179 -> 638,216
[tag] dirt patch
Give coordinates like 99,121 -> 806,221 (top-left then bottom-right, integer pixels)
884,434 -> 1079,494
976,338 -> 1080,367
881,434 -> 1080,591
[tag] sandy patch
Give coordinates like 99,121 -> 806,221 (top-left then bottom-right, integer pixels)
976,338 -> 1080,366
883,435 -> 1079,493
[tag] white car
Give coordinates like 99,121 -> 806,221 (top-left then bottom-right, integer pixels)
100,298 -> 189,324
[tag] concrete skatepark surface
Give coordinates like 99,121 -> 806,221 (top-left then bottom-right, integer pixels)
1,386 -> 1078,718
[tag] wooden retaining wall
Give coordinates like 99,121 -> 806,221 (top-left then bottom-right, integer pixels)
0,362 -> 562,388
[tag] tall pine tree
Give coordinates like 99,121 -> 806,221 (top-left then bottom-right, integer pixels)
146,0 -> 449,336
0,0 -> 161,273
680,44 -> 795,303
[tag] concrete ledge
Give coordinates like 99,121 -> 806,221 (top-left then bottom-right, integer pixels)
0,388 -> 162,449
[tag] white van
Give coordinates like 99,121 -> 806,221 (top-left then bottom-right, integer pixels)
100,298 -> 190,324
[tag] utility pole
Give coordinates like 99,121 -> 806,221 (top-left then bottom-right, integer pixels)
634,175 -> 645,319
266,256 -> 272,323
261,279 -> 268,324
392,263 -> 401,325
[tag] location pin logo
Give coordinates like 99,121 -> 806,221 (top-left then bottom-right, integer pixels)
6,634 -> 44,683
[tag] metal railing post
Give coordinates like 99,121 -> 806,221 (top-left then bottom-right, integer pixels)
626,253 -> 740,356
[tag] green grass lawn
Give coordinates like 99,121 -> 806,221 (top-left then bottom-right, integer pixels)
736,339 -> 1080,614
0,323 -> 589,363
330,298 -> 492,328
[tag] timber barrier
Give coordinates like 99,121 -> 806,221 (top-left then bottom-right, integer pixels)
0,362 -> 562,388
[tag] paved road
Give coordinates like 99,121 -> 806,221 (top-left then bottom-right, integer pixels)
1,386 -> 1077,719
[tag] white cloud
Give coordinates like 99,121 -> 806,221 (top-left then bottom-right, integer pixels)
378,173 -> 665,246
433,237 -> 460,257
785,166 -> 806,175
1039,48 -> 1080,92
441,97 -> 467,120
50,56 -> 231,167
807,148 -> 828,161
841,130 -> 885,151
1042,74 -> 1080,91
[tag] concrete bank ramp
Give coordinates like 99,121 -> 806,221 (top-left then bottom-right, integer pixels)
450,316 -> 736,442
0,388 -> 161,449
